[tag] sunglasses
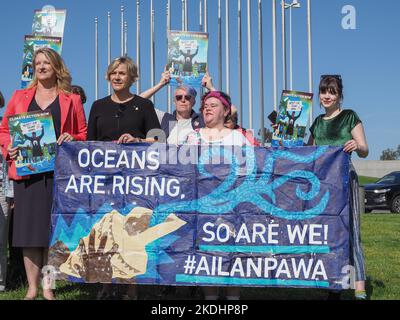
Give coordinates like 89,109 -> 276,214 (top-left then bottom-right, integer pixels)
320,74 -> 342,81
175,95 -> 192,102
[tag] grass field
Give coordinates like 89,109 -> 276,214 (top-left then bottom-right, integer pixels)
1,213 -> 398,300
358,175 -> 379,186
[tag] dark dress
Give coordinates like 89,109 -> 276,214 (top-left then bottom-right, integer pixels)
12,97 -> 61,248
87,95 -> 160,141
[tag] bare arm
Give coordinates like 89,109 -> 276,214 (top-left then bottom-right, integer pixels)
201,71 -> 216,92
140,69 -> 171,100
306,135 -> 315,146
344,122 -> 369,158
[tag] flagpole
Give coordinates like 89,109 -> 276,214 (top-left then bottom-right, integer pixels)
124,21 -> 128,56
121,5 -> 124,56
204,0 -> 208,32
167,0 -> 172,113
184,0 -> 188,31
95,17 -> 98,100
107,11 -> 111,95
199,0 -> 204,101
307,0 -> 313,124
225,0 -> 230,94
272,0 -> 278,111
181,0 -> 185,30
218,0 -> 222,90
136,0 -> 141,94
238,0 -> 243,126
281,0 -> 287,89
200,0 -> 203,31
150,0 -> 155,103
247,0 -> 253,129
258,0 -> 265,145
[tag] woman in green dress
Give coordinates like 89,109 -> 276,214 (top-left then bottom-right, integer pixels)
309,75 -> 368,300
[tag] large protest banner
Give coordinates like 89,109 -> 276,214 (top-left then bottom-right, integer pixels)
49,142 -> 350,290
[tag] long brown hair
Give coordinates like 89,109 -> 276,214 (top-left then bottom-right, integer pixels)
28,47 -> 72,93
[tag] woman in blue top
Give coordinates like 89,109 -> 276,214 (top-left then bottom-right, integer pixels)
309,75 -> 368,300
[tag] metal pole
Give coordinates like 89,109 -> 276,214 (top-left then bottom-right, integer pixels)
272,0 -> 278,112
200,0 -> 203,31
124,21 -> 128,56
247,0 -> 253,129
185,0 -> 188,31
107,12 -> 111,95
289,6 -> 293,90
204,0 -> 208,32
238,0 -> 243,126
136,0 -> 141,94
258,0 -> 265,145
167,0 -> 172,113
95,17 -> 98,100
199,0 -> 204,101
281,0 -> 287,90
150,0 -> 155,103
182,0 -> 185,30
121,5 -> 124,56
218,0 -> 222,90
225,0 -> 230,94
307,0 -> 313,124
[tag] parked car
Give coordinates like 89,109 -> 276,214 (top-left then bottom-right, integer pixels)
364,171 -> 400,213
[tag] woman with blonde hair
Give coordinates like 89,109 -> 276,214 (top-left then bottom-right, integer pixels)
88,56 -> 160,143
0,47 -> 87,300
88,56 -> 160,299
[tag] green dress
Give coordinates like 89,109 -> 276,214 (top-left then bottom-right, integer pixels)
309,109 -> 361,146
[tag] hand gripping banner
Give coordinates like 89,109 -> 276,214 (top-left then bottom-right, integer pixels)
49,142 -> 350,290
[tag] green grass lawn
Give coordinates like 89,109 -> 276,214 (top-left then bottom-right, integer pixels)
358,175 -> 379,186
1,213 -> 399,300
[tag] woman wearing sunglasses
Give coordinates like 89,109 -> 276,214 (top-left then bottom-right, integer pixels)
140,69 -> 204,144
309,75 -> 368,300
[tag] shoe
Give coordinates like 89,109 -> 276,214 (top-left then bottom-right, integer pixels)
23,296 -> 37,300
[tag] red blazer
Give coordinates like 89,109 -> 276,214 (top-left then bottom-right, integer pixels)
0,86 -> 87,180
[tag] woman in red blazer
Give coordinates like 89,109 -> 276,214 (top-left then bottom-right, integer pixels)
0,48 -> 87,300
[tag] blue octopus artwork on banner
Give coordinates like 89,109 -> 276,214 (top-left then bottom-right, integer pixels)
49,142 -> 350,290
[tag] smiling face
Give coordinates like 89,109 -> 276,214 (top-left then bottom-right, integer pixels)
319,90 -> 339,109
202,97 -> 230,128
34,53 -> 56,84
318,76 -> 343,111
109,63 -> 132,93
174,88 -> 195,119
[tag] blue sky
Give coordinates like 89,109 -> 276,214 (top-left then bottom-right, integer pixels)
0,0 -> 399,160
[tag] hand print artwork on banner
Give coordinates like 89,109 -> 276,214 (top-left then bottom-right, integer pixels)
49,142 -> 350,289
